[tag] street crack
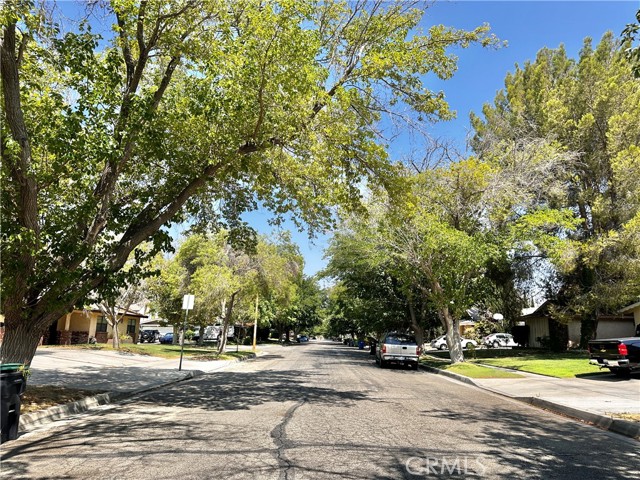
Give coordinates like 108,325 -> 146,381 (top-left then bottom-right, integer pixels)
270,398 -> 306,480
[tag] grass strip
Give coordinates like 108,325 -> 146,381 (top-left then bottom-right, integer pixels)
420,358 -> 524,379
428,349 -> 606,378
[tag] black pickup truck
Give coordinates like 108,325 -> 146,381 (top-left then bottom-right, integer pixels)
589,335 -> 640,377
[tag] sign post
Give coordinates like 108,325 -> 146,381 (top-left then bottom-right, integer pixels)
179,294 -> 195,371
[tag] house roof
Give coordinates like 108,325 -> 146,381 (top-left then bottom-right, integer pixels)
519,300 -> 553,320
619,300 -> 640,314
79,306 -> 148,319
520,299 -> 633,322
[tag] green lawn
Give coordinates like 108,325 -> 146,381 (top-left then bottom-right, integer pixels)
419,358 -> 524,379
39,343 -> 257,361
429,349 -> 604,378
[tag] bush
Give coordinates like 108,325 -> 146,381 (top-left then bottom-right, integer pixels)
184,329 -> 195,340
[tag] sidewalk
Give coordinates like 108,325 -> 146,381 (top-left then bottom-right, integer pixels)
421,362 -> 640,439
19,344 -> 275,432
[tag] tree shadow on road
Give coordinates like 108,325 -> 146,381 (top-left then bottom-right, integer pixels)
135,367 -> 369,412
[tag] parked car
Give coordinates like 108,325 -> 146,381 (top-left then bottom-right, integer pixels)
430,335 -> 478,350
376,332 -> 421,369
589,337 -> 640,377
297,335 -> 309,343
483,333 -> 518,348
139,329 -> 160,343
159,332 -> 174,344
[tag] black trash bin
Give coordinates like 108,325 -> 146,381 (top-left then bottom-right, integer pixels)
1,363 -> 27,443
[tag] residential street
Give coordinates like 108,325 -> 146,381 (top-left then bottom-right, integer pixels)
1,341 -> 638,479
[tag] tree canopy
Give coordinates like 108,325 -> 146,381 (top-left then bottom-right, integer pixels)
471,32 -> 640,345
1,0 -> 497,363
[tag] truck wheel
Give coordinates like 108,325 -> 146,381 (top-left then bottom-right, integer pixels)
439,344 -> 447,350
379,358 -> 386,368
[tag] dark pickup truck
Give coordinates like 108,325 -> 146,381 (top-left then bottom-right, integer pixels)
589,336 -> 640,377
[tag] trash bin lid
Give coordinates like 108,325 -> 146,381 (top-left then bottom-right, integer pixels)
0,363 -> 25,372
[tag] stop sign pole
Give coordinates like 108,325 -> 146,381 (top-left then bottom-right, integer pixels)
179,294 -> 195,371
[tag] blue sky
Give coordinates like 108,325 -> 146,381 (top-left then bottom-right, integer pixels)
251,0 -> 638,277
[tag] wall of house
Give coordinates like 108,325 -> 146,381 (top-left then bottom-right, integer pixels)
596,319 -> 635,339
106,316 -> 140,341
69,312 -> 91,332
526,317 -> 549,348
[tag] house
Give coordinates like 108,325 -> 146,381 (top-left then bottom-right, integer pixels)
459,320 -> 476,336
619,300 -> 640,335
43,306 -> 147,345
520,300 -> 636,348
139,315 -> 173,335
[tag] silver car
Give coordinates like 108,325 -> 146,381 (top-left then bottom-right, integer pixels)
376,332 -> 421,369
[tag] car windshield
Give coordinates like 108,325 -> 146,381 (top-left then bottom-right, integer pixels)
385,335 -> 416,345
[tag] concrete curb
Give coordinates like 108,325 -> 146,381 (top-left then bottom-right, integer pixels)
418,364 -> 478,387
18,352 -> 258,433
419,363 -> 640,441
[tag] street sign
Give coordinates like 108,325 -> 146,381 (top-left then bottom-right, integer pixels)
182,294 -> 195,310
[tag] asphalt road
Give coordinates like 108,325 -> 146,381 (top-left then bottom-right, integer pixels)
1,341 -> 638,479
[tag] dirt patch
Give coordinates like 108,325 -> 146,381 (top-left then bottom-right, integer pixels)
21,385 -> 106,413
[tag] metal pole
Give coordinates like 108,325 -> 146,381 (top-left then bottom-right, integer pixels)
179,308 -> 189,371
252,294 -> 259,351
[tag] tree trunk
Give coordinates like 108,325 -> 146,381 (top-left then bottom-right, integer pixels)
112,322 -> 121,349
0,321 -> 43,365
217,291 -> 239,354
580,313 -> 598,349
408,300 -> 425,346
427,273 -> 464,363
441,308 -> 464,364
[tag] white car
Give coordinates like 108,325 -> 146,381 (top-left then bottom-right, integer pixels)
430,335 -> 478,350
483,333 -> 518,348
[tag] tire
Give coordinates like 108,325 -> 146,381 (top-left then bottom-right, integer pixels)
411,362 -> 419,370
492,341 -> 499,348
439,344 -> 447,350
379,358 -> 386,368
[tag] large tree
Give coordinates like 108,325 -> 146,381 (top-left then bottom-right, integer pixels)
1,0 -> 497,363
471,33 -> 640,346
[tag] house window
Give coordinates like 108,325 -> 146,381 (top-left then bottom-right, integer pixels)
127,318 -> 136,335
96,316 -> 108,333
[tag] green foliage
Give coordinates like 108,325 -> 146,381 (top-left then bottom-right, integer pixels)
0,0 -> 499,363
471,32 -> 640,339
621,9 -> 640,77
